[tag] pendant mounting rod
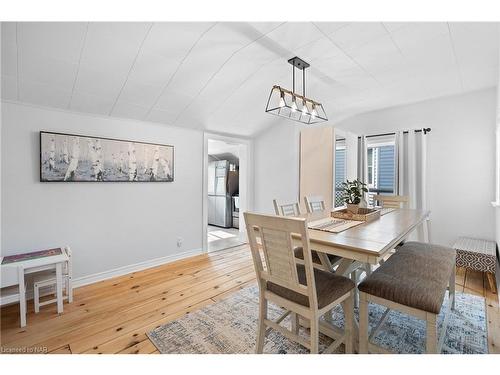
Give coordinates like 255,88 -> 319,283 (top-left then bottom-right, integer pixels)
288,56 -> 309,97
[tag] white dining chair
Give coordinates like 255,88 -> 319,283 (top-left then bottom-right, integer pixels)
0,265 -> 27,327
304,195 -> 326,213
273,199 -> 301,217
373,194 -> 409,209
245,212 -> 355,354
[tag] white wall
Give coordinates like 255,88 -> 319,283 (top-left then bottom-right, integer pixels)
254,122 -> 303,214
1,102 -> 204,281
253,121 -> 358,214
338,88 -> 497,246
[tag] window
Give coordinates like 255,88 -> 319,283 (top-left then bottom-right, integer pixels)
367,147 -> 378,188
334,137 -> 346,207
365,135 -> 396,205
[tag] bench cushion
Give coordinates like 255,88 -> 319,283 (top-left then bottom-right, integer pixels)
268,264 -> 355,309
358,242 -> 456,314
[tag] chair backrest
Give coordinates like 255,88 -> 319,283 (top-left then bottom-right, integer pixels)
304,195 -> 326,214
373,194 -> 409,209
244,212 -> 318,308
273,199 -> 301,217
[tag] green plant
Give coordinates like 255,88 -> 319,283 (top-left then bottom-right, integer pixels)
340,179 -> 368,205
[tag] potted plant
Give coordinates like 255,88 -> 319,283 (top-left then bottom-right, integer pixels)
340,179 -> 368,214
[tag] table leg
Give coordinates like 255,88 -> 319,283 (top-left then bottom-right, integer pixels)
336,259 -> 355,276
351,270 -> 359,309
56,262 -> 63,313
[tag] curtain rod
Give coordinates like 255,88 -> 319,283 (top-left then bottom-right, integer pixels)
358,128 -> 431,139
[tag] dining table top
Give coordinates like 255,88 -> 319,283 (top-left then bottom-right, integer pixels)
296,208 -> 430,263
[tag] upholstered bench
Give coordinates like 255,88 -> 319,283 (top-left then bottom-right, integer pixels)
453,237 -> 497,294
358,241 -> 456,354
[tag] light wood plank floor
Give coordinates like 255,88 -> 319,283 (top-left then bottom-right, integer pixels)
1,245 -> 498,354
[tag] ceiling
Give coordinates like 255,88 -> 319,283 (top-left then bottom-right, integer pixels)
1,22 -> 498,137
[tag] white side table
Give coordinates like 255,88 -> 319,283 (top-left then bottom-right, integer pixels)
1,249 -> 70,327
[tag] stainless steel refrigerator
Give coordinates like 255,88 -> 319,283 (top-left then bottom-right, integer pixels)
208,160 -> 238,228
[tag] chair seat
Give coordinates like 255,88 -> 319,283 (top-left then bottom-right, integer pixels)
294,247 -> 341,266
267,264 -> 355,309
358,241 -> 456,314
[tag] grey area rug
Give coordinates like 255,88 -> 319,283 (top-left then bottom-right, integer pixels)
147,285 -> 488,354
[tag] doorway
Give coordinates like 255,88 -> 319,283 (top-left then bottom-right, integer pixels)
203,133 -> 251,253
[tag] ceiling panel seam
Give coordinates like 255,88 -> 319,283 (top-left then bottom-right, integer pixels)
108,22 -> 154,115
311,22 -> 382,85
171,22 -> 286,125
144,22 -> 218,120
447,22 -> 465,90
67,22 -> 90,109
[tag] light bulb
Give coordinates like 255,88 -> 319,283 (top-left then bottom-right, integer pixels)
291,97 -> 297,112
311,105 -> 318,119
301,100 -> 308,115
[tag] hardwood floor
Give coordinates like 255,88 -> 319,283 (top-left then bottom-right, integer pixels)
1,245 -> 498,354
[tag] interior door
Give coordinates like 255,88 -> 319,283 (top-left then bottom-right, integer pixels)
299,127 -> 334,211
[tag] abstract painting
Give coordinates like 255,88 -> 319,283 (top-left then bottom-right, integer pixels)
40,131 -> 174,182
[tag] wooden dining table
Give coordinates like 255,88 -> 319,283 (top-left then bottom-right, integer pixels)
295,208 -> 430,276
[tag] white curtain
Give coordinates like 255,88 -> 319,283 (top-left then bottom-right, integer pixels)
357,135 -> 369,206
396,129 -> 429,241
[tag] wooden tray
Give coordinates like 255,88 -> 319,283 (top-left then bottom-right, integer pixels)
331,208 -> 380,222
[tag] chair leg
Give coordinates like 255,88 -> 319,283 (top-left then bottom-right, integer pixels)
358,291 -> 369,354
341,292 -> 354,354
291,312 -> 300,334
255,295 -> 267,354
449,264 -> 456,310
310,316 -> 319,354
34,285 -> 40,313
67,277 -> 73,303
426,313 -> 438,354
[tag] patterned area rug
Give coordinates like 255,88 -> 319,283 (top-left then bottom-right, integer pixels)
147,285 -> 488,354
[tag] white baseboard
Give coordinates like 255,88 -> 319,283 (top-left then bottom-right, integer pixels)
0,248 -> 204,306
72,248 -> 204,288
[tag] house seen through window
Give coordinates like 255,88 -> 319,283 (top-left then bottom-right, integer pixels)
366,134 -> 396,206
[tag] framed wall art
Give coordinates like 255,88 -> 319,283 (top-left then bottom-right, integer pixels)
40,131 -> 174,182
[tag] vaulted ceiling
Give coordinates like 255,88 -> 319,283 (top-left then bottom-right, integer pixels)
1,22 -> 498,137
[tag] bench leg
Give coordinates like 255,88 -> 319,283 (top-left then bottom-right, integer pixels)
426,313 -> 437,354
291,312 -> 299,335
341,292 -> 354,354
486,272 -> 497,294
359,291 -> 369,354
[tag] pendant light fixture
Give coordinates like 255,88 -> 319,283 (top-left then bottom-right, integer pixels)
265,56 -> 328,124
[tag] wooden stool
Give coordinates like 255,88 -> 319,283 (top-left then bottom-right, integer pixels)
453,237 -> 497,294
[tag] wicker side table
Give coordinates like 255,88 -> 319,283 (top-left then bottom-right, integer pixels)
453,237 -> 497,293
